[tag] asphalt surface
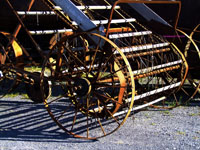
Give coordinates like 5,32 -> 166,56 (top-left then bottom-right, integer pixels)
0,96 -> 200,150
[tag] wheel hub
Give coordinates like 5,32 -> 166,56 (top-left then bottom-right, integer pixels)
74,78 -> 91,97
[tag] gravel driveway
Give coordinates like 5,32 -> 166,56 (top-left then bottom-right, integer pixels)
0,96 -> 200,150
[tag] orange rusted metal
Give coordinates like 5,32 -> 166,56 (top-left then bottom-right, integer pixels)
0,32 -> 23,65
98,65 -> 180,83
124,48 -> 171,58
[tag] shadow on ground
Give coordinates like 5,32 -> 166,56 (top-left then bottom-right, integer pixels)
0,91 -> 199,143
0,98 -> 94,143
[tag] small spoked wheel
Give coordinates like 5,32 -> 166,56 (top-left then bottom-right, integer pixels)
40,32 -> 134,139
25,72 -> 51,103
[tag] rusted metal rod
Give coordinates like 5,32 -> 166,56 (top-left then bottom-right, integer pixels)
114,96 -> 167,117
134,65 -> 180,80
118,48 -> 170,59
5,0 -> 45,59
128,48 -> 170,58
98,64 -> 180,83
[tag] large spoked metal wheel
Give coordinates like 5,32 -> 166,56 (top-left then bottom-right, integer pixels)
25,72 -> 51,103
40,32 -> 135,139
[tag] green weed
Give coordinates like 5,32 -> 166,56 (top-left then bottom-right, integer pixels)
177,131 -> 186,136
150,123 -> 156,126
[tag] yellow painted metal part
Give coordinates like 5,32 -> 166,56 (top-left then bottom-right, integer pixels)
176,28 -> 200,97
0,31 -> 23,60
92,33 -> 135,124
112,62 -> 126,114
12,40 -> 23,58
170,43 -> 188,90
176,29 -> 200,59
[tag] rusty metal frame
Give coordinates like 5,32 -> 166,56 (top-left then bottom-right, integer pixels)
106,0 -> 181,37
1,0 -> 35,66
5,0 -> 45,59
170,42 -> 188,90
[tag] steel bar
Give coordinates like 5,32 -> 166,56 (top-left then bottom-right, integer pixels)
132,60 -> 182,75
114,96 -> 166,117
71,18 -> 136,26
125,48 -> 170,58
127,82 -> 181,103
17,11 -> 57,15
30,29 -> 73,35
71,60 -> 181,73
29,27 -> 133,35
53,5 -> 120,10
109,31 -> 152,39
134,65 -> 180,80
114,43 -> 169,54
98,65 -> 180,83
91,95 -> 167,117
17,6 -> 121,15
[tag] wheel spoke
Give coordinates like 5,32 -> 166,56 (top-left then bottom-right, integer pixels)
46,94 -> 68,105
56,103 -> 74,121
93,91 -> 123,105
71,108 -> 78,132
40,32 -> 134,139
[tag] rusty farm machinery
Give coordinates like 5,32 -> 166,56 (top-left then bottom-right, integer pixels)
0,0 -> 200,139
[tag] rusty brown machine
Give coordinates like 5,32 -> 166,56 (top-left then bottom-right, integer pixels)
0,0 -> 199,139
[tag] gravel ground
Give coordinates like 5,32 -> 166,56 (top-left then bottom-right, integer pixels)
0,96 -> 200,150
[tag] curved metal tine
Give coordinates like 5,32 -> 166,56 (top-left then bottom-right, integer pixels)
61,41 -> 97,77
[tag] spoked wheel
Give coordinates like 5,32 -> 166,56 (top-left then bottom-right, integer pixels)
25,72 -> 51,103
0,32 -> 22,98
40,32 -> 135,139
174,28 -> 200,104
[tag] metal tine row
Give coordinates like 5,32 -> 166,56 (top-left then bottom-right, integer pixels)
1,0 -> 197,140
41,0 -> 188,113
76,1 -> 187,110
48,0 -> 188,110
0,0 -> 187,113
